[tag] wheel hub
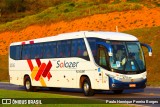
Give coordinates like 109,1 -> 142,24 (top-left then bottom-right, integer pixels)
84,82 -> 89,92
26,81 -> 30,90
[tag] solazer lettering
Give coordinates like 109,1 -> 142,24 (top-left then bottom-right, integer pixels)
56,60 -> 79,68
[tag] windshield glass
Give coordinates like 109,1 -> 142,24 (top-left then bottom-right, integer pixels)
110,41 -> 145,73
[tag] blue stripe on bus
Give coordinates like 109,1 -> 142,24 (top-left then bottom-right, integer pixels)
109,76 -> 146,90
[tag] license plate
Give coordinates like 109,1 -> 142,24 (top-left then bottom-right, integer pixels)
129,84 -> 136,87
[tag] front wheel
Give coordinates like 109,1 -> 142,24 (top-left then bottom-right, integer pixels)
82,78 -> 94,96
24,77 -> 36,92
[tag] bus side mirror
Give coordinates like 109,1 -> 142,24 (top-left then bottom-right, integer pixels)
141,43 -> 152,56
96,42 -> 113,56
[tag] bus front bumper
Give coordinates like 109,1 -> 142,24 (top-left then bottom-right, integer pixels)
109,77 -> 147,90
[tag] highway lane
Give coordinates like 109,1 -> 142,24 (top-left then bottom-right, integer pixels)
0,82 -> 160,106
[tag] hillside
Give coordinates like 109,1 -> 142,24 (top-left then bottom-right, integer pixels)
0,1 -> 160,86
0,0 -> 159,24
0,7 -> 160,55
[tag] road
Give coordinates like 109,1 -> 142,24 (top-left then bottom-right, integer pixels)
0,82 -> 160,107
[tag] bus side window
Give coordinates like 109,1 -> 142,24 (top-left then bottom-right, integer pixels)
87,38 -> 104,62
56,40 -> 71,58
30,44 -> 36,59
22,45 -> 31,60
61,41 -> 66,57
97,45 -> 110,70
64,40 -> 71,57
10,45 -> 22,60
38,44 -> 43,58
71,39 -> 89,60
44,43 -> 51,58
57,41 -> 62,58
43,42 -> 56,58
30,43 -> 43,59
52,42 -> 57,58
10,46 -> 16,59
99,47 -> 107,66
87,38 -> 97,61
71,40 -> 77,57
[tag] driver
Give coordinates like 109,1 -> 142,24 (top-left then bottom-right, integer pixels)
116,49 -> 126,65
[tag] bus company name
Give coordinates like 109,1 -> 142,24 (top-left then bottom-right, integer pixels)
56,60 -> 79,68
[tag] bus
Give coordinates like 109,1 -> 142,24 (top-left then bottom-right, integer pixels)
9,31 -> 152,96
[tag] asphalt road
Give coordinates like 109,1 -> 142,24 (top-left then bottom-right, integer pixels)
0,82 -> 160,107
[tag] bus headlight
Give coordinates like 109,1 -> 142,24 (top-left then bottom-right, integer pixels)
112,84 -> 116,87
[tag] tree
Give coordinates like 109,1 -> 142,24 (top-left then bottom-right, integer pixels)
5,0 -> 25,13
0,0 -> 6,17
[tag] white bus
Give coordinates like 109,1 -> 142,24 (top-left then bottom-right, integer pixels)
9,31 -> 152,96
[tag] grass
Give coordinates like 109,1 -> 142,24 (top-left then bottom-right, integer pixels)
0,2 -> 143,33
127,0 -> 160,7
0,89 -> 129,107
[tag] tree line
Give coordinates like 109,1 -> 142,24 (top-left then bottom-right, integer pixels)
0,0 -> 125,15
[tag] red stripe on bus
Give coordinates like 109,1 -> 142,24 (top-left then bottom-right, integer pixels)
36,59 -> 41,67
35,63 -> 46,81
22,42 -> 25,45
27,60 -> 33,71
42,61 -> 52,77
30,41 -> 34,44
47,72 -> 52,80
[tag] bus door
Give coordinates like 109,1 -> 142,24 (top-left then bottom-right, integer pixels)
96,45 -> 110,89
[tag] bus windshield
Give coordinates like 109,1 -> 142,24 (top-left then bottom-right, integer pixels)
109,41 -> 145,73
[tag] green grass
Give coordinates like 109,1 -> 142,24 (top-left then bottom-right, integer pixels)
0,89 -> 70,98
0,89 -> 129,107
0,2 -> 142,32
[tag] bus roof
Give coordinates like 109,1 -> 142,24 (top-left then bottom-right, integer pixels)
10,31 -> 138,46
85,31 -> 138,41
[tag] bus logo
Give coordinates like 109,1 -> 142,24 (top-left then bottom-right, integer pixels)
56,60 -> 79,69
27,59 -> 52,86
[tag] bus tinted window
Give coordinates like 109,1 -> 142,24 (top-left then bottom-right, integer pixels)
22,45 -> 31,60
10,45 -> 22,60
87,38 -> 104,62
57,40 -> 71,58
57,41 -> 63,57
65,40 -> 71,57
33,43 -> 43,58
31,44 -> 43,59
30,44 -> 36,59
71,39 -> 89,60
87,38 -> 97,56
44,42 -> 57,58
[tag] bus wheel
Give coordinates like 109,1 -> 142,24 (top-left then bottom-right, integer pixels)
82,78 -> 94,96
24,77 -> 36,92
113,90 -> 123,94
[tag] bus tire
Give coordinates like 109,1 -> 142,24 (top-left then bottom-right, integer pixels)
113,90 -> 123,94
82,78 -> 94,96
24,77 -> 36,92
